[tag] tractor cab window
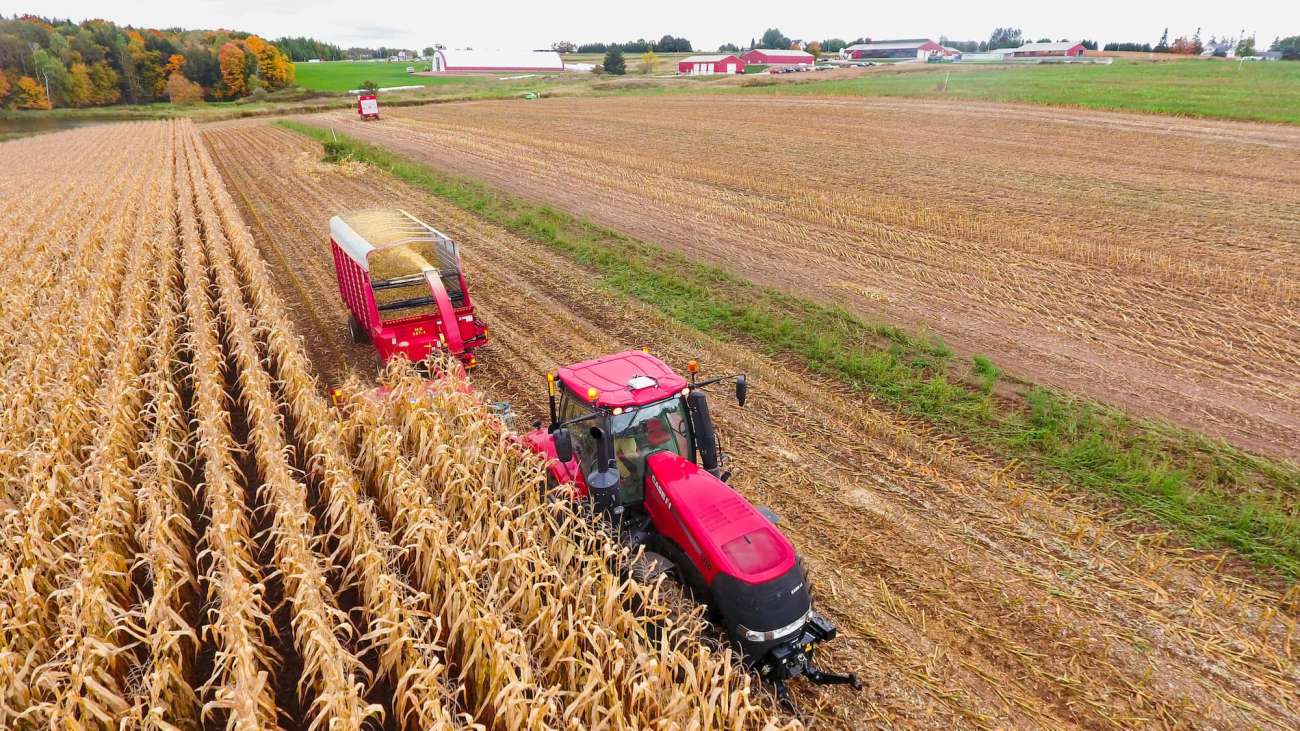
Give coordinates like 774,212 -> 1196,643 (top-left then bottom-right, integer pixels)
610,397 -> 693,504
558,390 -> 602,482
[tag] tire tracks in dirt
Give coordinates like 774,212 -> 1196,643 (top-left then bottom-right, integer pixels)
203,121 -> 1300,730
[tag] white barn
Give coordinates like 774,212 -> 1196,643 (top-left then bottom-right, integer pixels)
432,49 -> 564,73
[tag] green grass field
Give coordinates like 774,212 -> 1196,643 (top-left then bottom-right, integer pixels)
293,60 -> 482,92
728,59 -> 1300,124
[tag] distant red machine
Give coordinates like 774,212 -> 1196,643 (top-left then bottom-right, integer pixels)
523,350 -> 858,707
330,209 -> 487,367
357,93 -> 379,120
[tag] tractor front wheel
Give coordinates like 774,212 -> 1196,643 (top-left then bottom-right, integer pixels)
348,314 -> 370,344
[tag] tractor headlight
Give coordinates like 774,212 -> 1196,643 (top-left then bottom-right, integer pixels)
737,609 -> 811,643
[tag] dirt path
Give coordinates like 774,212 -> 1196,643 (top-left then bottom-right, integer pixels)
308,97 -> 1300,460
204,121 -> 1300,730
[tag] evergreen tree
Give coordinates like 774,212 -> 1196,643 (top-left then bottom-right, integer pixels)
1155,28 -> 1169,52
602,48 -> 625,75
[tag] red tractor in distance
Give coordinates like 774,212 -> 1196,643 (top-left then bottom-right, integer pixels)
524,350 -> 858,706
357,93 -> 379,120
330,209 -> 487,368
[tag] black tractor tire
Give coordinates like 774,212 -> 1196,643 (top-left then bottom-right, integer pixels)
348,314 -> 370,344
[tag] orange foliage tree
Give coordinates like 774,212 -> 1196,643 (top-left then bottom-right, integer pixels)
166,72 -> 205,104
164,54 -> 186,78
13,76 -> 51,109
244,35 -> 295,90
0,73 -> 10,103
218,42 -> 248,98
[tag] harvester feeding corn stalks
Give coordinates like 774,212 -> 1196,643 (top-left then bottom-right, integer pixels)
329,210 -> 856,710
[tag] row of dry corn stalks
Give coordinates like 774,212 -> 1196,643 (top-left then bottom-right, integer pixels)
0,119 -> 794,729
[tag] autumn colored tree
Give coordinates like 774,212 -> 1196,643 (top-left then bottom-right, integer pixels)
87,62 -> 121,104
13,75 -> 51,109
165,72 -> 204,104
218,41 -> 248,98
805,41 -> 822,57
244,35 -> 294,90
0,72 -> 10,104
164,53 -> 185,77
126,30 -> 166,100
638,50 -> 657,74
67,62 -> 93,106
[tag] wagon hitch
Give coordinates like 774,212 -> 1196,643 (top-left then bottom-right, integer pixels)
774,667 -> 862,714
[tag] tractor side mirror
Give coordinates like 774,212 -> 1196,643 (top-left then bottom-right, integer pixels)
735,375 -> 748,407
586,426 -> 622,513
553,428 -> 574,463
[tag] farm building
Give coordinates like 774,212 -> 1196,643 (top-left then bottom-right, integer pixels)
740,48 -> 815,66
842,39 -> 944,60
997,41 -> 1085,58
677,54 -> 745,75
1201,41 -> 1236,57
432,49 -> 564,73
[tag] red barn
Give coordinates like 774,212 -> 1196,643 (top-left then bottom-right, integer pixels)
740,48 -> 815,67
677,54 -> 745,75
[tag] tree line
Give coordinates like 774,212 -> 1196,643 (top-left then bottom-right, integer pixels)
564,36 -> 693,54
1103,30 -> 1299,58
1,14 -> 295,109
273,36 -> 346,62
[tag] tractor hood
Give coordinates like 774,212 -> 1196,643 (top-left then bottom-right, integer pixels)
642,451 -> 813,662
642,452 -> 797,585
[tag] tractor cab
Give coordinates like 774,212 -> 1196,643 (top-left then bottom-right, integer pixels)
529,350 -> 744,513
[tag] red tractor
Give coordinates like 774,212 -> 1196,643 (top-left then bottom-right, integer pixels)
524,350 -> 858,705
330,209 -> 487,367
357,93 -> 380,120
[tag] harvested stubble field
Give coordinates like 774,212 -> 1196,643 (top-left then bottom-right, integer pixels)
0,121 -> 783,729
201,119 -> 1300,729
312,96 -> 1300,460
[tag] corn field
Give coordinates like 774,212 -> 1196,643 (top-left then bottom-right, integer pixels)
0,120 -> 792,729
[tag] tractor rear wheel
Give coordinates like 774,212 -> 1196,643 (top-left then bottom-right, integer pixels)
348,314 -> 370,344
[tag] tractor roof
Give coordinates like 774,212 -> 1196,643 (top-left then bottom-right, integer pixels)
557,350 -> 688,409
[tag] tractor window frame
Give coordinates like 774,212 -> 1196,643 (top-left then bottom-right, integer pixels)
558,388 -> 602,480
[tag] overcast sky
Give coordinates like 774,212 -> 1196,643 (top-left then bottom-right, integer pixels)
22,1 -> 1296,50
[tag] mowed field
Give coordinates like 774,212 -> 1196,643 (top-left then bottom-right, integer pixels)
293,60 -> 464,91
313,96 -> 1300,459
0,121 -> 779,728
200,119 -> 1300,729
731,60 -> 1300,124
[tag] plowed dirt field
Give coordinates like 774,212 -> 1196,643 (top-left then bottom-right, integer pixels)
310,96 -> 1300,460
204,120 -> 1300,730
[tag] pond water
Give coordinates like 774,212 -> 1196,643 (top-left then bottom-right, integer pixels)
0,116 -> 105,141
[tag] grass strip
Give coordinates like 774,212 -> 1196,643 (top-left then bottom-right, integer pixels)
280,119 -> 1300,579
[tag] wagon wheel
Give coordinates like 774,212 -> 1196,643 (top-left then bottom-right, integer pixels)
348,314 -> 370,344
